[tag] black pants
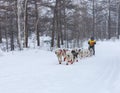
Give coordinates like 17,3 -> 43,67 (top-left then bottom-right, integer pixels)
89,46 -> 95,55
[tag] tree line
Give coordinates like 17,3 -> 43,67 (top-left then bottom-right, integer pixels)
0,0 -> 120,51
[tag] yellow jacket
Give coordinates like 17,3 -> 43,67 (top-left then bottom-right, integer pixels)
88,40 -> 96,47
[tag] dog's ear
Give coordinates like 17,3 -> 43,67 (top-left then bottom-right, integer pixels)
67,55 -> 70,57
78,49 -> 81,52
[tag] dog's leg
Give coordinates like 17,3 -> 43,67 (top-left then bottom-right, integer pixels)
58,57 -> 61,64
58,55 -> 62,64
66,62 -> 68,65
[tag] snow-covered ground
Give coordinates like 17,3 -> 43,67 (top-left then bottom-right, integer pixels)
0,40 -> 120,93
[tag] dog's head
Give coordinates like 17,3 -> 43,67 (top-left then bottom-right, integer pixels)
55,49 -> 62,55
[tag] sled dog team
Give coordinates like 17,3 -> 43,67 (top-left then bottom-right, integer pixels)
55,48 -> 93,65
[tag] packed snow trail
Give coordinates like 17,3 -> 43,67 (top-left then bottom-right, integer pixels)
0,40 -> 120,93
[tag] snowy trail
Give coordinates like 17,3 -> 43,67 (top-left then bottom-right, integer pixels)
0,40 -> 120,93
92,41 -> 120,93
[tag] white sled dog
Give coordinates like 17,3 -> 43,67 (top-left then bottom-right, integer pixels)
55,48 -> 63,64
55,48 -> 68,64
65,49 -> 79,65
78,48 -> 91,58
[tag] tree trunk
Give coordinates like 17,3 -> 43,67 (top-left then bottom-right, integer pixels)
51,3 -> 57,48
17,0 -> 22,50
59,1 -> 63,45
63,0 -> 68,48
10,19 -> 14,51
92,0 -> 95,37
35,0 -> 40,46
24,0 -> 28,48
5,11 -> 8,51
118,3 -> 120,39
108,0 -> 111,39
0,23 -> 2,43
56,0 -> 61,48
51,16 -> 55,48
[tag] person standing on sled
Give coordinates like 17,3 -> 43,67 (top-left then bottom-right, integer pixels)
88,37 -> 96,55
